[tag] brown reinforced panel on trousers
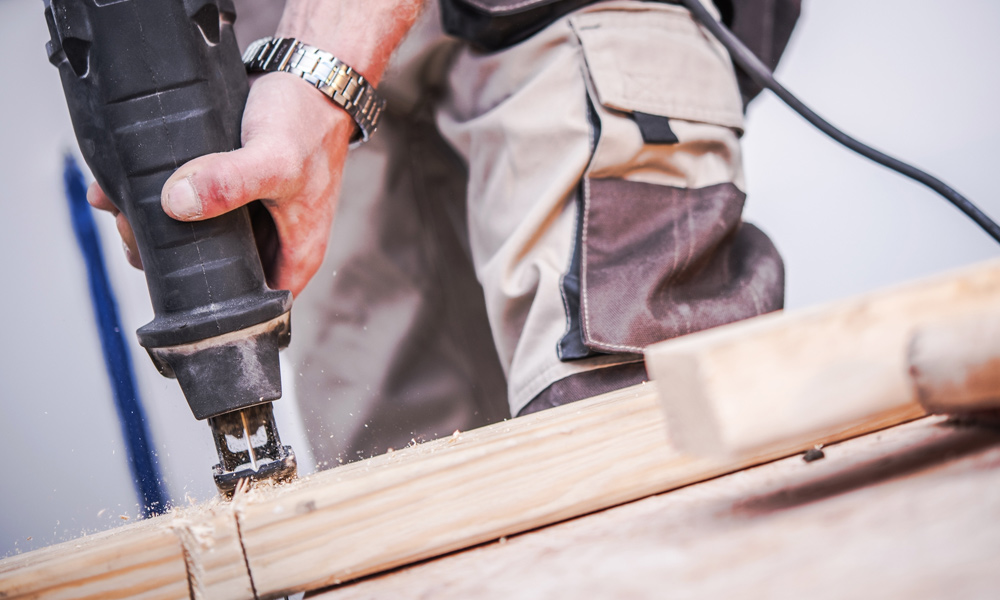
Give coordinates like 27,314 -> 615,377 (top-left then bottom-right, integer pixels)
581,179 -> 784,354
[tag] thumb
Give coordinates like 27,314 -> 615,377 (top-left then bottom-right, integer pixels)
161,144 -> 292,221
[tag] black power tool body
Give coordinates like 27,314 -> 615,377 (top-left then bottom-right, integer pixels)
44,0 -> 297,495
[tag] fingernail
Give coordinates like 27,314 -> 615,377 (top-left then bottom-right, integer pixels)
165,177 -> 202,219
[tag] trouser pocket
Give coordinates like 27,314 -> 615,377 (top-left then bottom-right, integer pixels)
558,2 -> 784,358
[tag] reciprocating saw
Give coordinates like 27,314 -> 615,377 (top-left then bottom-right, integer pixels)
44,0 -> 297,496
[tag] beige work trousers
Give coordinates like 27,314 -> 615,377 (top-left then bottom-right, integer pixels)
286,1 -> 784,466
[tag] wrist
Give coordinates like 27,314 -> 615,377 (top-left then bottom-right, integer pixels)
275,0 -> 423,87
243,38 -> 386,143
248,72 -> 355,132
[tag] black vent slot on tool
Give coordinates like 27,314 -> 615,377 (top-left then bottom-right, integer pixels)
192,3 -> 222,45
44,5 -> 92,77
61,38 -> 91,77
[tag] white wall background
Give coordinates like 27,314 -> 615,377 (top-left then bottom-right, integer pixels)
741,1 -> 1000,306
1,0 -> 998,558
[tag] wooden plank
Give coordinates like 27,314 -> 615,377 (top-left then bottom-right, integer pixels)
644,259 -> 1000,460
0,515 -> 189,600
311,415 -> 1000,599
232,379 -> 914,598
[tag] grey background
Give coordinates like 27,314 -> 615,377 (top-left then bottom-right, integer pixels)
1,0 -> 998,559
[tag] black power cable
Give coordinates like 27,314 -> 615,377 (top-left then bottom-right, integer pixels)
679,0 -> 1000,245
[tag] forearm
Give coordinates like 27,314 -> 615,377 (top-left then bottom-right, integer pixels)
276,0 -> 425,86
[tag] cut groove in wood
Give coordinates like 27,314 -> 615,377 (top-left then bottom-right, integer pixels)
168,504 -> 253,600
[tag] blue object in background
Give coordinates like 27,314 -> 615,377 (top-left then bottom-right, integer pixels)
62,154 -> 169,518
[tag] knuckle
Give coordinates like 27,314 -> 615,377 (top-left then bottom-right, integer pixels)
204,158 -> 244,210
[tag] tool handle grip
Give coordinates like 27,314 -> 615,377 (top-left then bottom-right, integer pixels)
45,0 -> 291,349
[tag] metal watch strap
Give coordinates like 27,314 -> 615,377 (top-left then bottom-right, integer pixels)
242,37 -> 385,144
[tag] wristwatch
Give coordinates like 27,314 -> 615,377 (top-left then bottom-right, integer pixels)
242,37 -> 385,144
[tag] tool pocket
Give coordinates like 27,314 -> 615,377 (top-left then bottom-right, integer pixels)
557,3 -> 784,359
573,4 -> 744,133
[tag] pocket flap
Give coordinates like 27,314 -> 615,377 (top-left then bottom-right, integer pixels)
570,5 -> 744,131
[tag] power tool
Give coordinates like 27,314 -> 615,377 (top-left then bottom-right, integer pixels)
44,0 -> 297,496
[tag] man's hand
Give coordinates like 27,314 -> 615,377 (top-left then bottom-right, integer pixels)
88,0 -> 423,298
88,73 -> 354,297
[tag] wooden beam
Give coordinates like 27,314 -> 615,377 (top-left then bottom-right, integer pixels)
645,259 -> 1000,459
7,260 -> 997,599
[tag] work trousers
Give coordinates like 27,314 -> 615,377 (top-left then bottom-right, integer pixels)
247,1 -> 785,466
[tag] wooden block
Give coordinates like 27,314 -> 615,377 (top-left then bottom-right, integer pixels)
0,515 -> 190,600
645,259 -> 1000,459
